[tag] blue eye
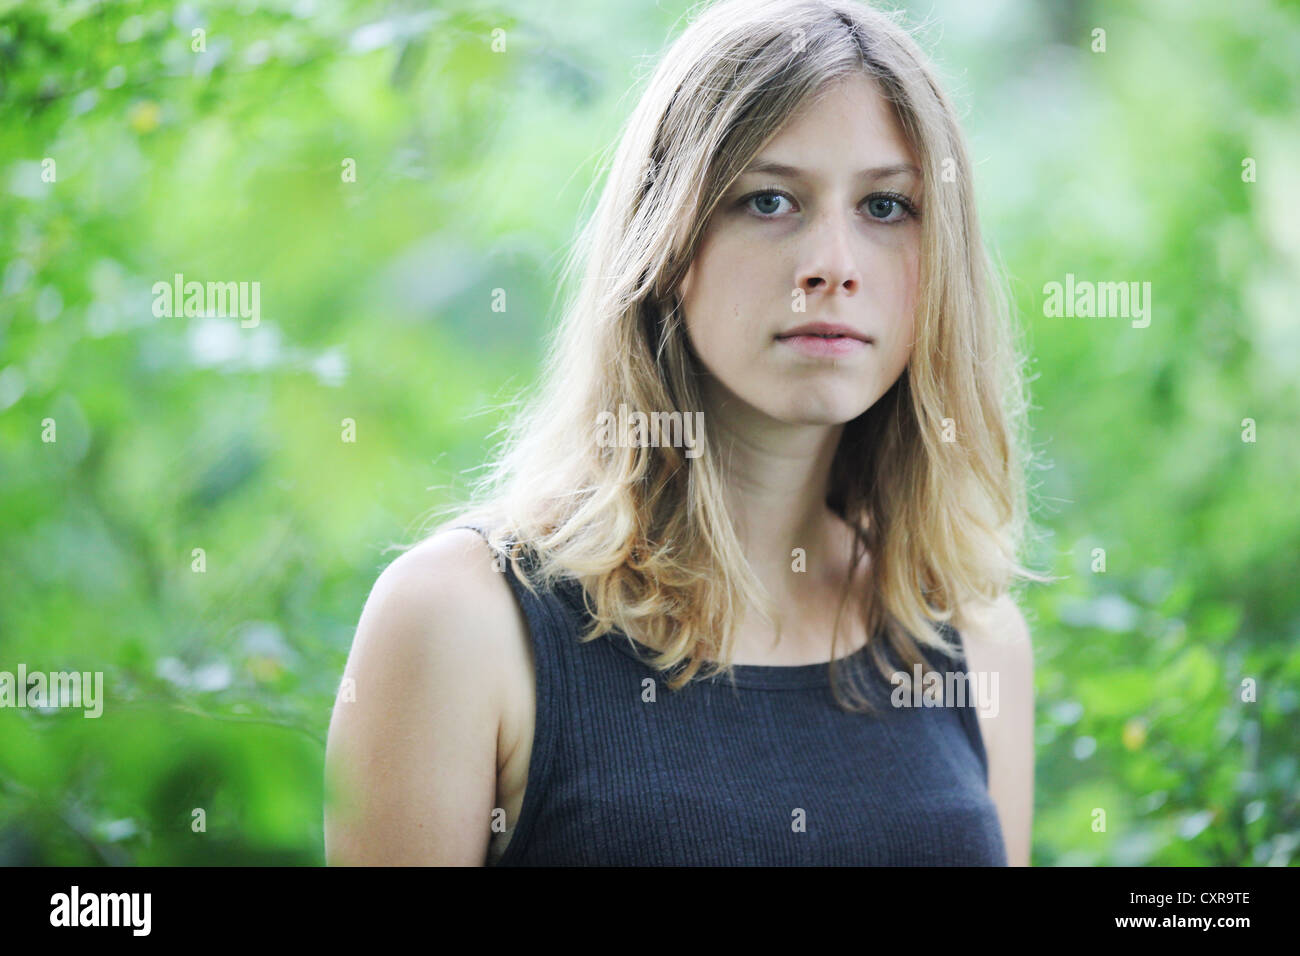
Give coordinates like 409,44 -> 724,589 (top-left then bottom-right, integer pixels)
745,190 -> 794,217
863,195 -> 915,223
738,187 -> 919,223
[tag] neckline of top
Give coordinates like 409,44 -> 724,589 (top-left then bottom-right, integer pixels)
552,575 -> 880,690
458,527 -> 959,691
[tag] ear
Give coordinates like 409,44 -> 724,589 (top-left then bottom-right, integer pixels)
679,261 -> 694,302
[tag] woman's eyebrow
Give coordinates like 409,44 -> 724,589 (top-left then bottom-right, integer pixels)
740,159 -> 920,180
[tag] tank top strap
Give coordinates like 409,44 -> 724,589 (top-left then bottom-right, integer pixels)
448,523 -> 573,864
451,523 -> 569,616
935,621 -> 992,784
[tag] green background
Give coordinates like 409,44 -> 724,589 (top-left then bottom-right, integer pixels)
1,0 -> 1297,865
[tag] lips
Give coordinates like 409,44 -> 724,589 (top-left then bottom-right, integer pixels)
774,322 -> 872,343
774,327 -> 868,361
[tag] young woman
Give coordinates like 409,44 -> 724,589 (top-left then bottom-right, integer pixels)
325,0 -> 1048,866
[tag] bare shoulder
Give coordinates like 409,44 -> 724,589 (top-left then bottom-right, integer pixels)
952,592 -> 1034,712
323,527 -> 527,865
952,593 -> 1035,866
342,528 -> 523,707
955,593 -> 1031,654
367,528 -> 522,651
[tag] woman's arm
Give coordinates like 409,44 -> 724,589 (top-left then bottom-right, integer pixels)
324,531 -> 507,865
957,594 -> 1035,866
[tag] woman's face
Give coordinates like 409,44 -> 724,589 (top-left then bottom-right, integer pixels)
678,72 -> 921,426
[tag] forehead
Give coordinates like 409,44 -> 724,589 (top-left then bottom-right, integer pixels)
748,73 -> 916,174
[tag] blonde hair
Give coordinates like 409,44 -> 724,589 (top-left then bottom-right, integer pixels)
415,0 -> 1052,712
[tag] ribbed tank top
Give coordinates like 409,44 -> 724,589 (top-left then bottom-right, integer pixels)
458,525 -> 1008,866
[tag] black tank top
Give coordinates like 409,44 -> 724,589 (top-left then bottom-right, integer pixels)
459,525 -> 1008,866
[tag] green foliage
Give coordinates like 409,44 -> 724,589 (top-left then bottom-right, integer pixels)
0,0 -> 1296,865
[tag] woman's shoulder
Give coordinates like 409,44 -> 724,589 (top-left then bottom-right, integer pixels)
950,593 -> 1033,680
325,527 -> 533,864
374,527 -> 526,652
352,527 -> 530,715
951,595 -> 1029,660
949,593 -> 1035,867
948,593 -> 1034,753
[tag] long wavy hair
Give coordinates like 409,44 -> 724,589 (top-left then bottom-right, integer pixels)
414,0 -> 1052,713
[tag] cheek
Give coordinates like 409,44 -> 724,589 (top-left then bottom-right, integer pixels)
890,243 -> 921,345
680,242 -> 752,350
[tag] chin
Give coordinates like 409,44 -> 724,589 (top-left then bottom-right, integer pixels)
765,397 -> 872,426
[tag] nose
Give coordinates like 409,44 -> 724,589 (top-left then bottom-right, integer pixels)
795,210 -> 861,297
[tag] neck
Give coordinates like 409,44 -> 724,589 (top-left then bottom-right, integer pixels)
701,378 -> 852,606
